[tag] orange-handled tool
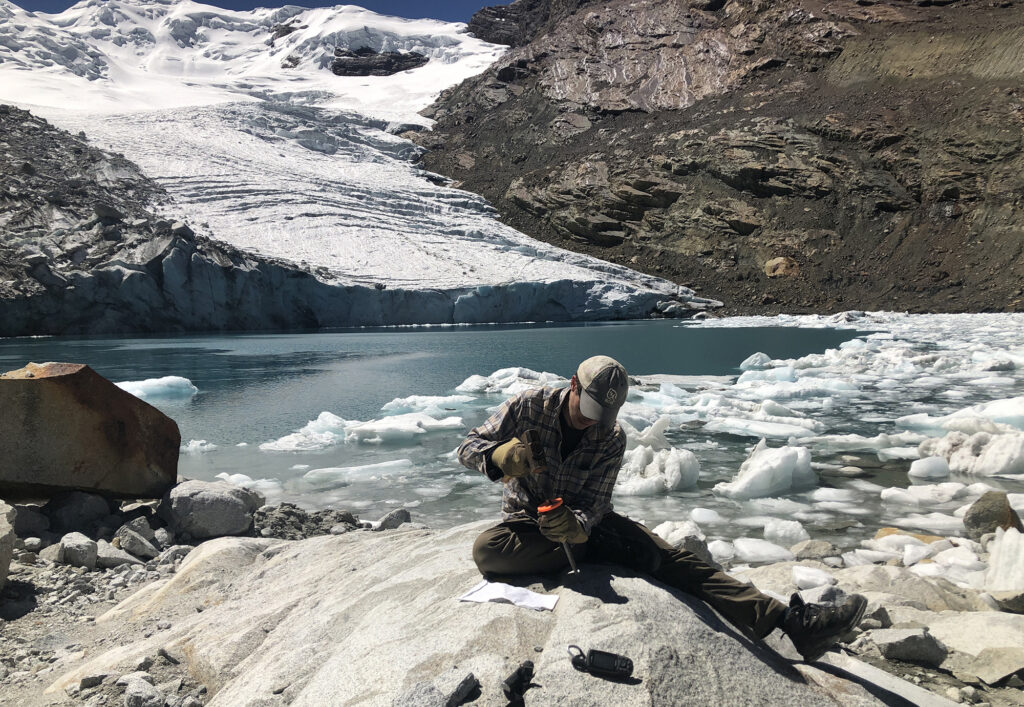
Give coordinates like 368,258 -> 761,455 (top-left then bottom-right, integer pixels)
537,496 -> 580,577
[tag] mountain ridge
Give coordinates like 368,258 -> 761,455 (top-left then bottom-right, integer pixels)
418,0 -> 1024,314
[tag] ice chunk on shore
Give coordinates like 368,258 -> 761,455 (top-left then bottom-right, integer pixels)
181,439 -> 217,454
260,412 -> 349,452
792,565 -> 836,589
116,375 -> 197,399
690,507 -> 723,524
908,456 -> 950,479
345,413 -> 463,444
652,520 -> 704,546
626,416 -> 672,451
714,440 -> 816,500
985,527 -> 1024,592
617,446 -> 699,495
455,368 -> 566,395
733,538 -> 794,564
702,417 -> 818,440
708,539 -> 735,563
880,482 -> 967,507
919,431 -> 1024,477
381,394 -> 474,416
303,459 -> 414,488
897,396 -> 1024,435
215,472 -> 283,504
764,518 -> 810,546
890,512 -> 964,534
739,352 -> 772,370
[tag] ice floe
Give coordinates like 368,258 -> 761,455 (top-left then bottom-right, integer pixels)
713,440 -> 816,500
116,375 -> 197,399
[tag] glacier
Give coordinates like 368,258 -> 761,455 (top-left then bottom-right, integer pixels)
0,0 -> 718,328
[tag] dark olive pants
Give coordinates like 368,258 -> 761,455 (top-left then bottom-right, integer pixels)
473,511 -> 787,639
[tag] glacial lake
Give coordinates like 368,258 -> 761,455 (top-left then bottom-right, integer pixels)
3,315 -> 1022,563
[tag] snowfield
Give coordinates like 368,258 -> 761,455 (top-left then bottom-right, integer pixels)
0,0 -> 715,319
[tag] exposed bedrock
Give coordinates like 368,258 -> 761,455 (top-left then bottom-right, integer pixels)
329,46 -> 429,76
421,0 -> 1024,314
0,105 -> 700,336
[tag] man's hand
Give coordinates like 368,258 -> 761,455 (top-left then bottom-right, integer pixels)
491,437 -> 532,479
539,504 -> 588,544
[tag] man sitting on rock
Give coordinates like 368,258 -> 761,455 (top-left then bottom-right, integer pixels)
457,354 -> 867,662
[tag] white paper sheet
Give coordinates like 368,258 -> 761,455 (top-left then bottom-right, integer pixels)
458,580 -> 559,611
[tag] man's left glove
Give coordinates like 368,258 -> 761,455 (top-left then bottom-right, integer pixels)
539,504 -> 588,544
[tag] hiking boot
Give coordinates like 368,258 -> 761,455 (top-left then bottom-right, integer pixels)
781,592 -> 867,662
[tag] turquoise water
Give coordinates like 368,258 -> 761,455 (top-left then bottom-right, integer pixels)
0,321 -> 857,445
0,321 -> 860,527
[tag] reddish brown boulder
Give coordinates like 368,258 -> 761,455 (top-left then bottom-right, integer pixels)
0,362 -> 179,497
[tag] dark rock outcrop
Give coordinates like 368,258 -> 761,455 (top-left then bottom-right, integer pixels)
467,0 -> 596,47
420,0 -> 1024,314
330,47 -> 428,76
0,363 -> 180,498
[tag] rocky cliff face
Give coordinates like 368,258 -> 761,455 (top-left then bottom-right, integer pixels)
418,0 -> 1024,314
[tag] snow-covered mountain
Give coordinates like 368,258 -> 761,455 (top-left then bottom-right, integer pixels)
0,0 -> 718,330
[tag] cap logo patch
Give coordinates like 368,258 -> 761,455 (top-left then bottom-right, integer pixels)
604,389 -> 618,405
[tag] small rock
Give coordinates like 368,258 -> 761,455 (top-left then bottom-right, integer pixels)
154,527 -> 175,549
57,532 -> 97,570
374,508 -> 411,531
157,545 -> 192,566
870,628 -> 947,668
79,673 -> 109,689
963,491 -> 1024,542
23,537 -> 42,552
124,676 -> 163,707
790,539 -> 837,560
12,504 -> 49,536
160,480 -> 263,539
969,646 -> 1024,685
96,539 -> 144,569
989,590 -> 1024,614
115,526 -> 160,559
116,671 -> 155,686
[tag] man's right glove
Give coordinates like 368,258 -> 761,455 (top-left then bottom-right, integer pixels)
491,437 -> 532,479
539,504 -> 588,544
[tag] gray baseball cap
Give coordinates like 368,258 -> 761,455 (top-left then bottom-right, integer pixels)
576,355 -> 628,426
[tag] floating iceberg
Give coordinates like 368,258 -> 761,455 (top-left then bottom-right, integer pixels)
117,375 -> 197,400
616,446 -> 700,496
714,440 -> 816,500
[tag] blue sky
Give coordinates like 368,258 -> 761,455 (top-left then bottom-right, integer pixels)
15,0 -> 491,22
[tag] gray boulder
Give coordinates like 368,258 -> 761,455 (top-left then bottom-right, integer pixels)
96,539 -> 144,569
47,523 -> 854,705
58,531 -> 97,570
12,503 -> 48,536
115,526 -> 159,560
0,501 -> 15,592
869,628 -> 947,667
160,481 -> 264,540
0,363 -> 179,497
44,490 -> 110,532
963,491 -> 1024,542
374,508 -> 411,531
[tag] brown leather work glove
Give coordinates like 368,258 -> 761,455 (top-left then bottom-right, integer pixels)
539,504 -> 588,544
491,437 -> 531,479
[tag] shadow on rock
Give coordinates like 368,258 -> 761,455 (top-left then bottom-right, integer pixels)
0,578 -> 40,620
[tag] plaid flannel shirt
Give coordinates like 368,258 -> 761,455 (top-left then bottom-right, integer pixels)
457,386 -> 625,535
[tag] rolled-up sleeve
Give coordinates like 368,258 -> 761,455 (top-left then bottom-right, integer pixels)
457,394 -> 522,480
